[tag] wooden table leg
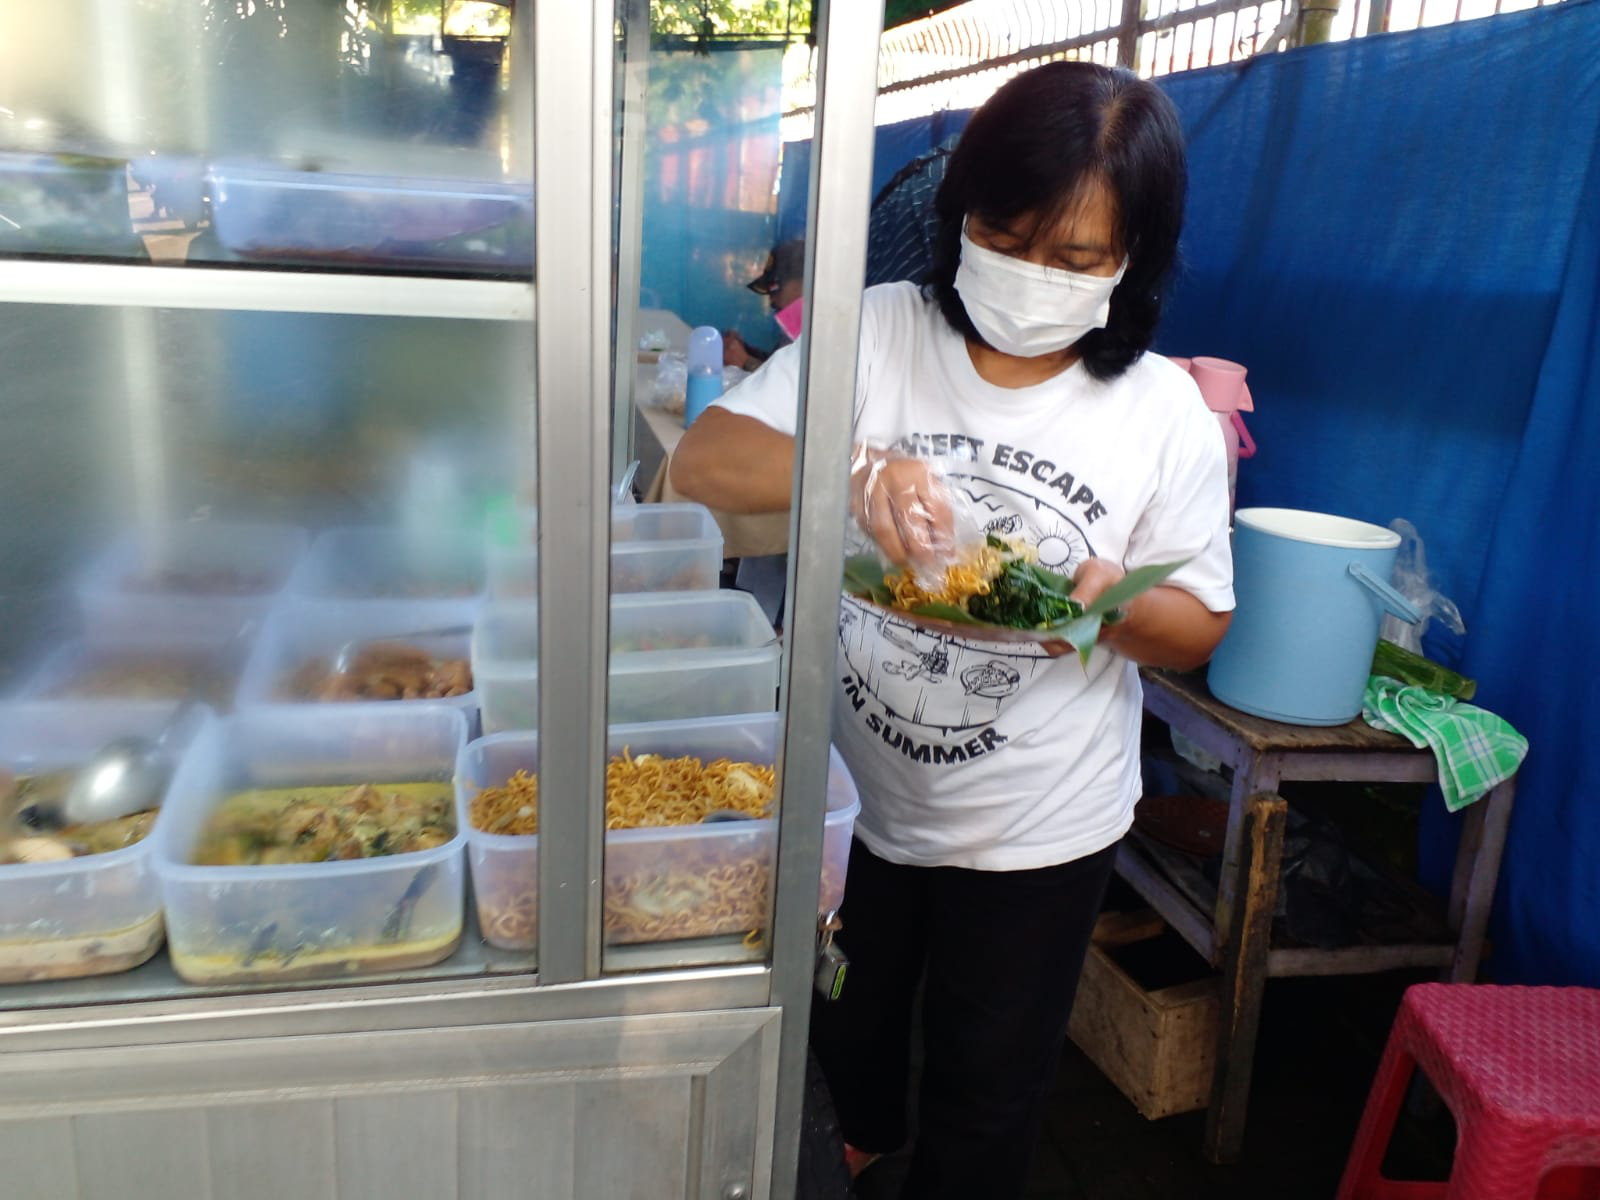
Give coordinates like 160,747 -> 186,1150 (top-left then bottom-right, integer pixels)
1203,791 -> 1288,1164
1212,752 -> 1281,959
1446,777 -> 1517,982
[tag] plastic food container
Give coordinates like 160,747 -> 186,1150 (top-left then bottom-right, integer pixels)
487,503 -> 723,599
472,591 -> 780,734
208,162 -> 534,274
76,521 -> 307,641
457,713 -> 859,950
234,605 -> 478,731
17,627 -> 257,713
0,702 -> 209,983
287,527 -> 487,628
152,706 -> 468,984
0,150 -> 140,258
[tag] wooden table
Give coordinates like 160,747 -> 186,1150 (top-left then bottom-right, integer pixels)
1125,668 -> 1516,1163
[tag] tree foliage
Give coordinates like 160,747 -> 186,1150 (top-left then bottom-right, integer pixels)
650,0 -> 811,38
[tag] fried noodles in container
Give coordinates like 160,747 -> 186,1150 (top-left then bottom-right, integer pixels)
456,716 -> 860,950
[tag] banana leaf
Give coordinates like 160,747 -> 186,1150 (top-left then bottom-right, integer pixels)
842,555 -> 894,606
1371,639 -> 1477,700
842,552 -> 1190,665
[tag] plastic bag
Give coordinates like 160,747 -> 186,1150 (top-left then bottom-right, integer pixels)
650,354 -> 747,417
652,352 -> 688,413
848,443 -> 983,585
1379,519 -> 1466,653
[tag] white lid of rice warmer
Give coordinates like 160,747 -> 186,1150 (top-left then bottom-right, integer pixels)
1234,508 -> 1402,551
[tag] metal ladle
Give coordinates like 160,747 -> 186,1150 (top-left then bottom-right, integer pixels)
45,620 -> 264,827
55,700 -> 202,826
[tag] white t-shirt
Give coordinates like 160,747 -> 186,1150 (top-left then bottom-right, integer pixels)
716,281 -> 1234,871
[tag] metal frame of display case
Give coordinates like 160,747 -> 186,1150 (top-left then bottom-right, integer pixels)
0,1 -> 882,1196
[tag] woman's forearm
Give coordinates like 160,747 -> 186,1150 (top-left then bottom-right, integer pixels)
670,407 -> 796,513
1099,585 -> 1232,671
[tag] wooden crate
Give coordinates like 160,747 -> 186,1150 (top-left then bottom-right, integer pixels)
1067,910 -> 1220,1119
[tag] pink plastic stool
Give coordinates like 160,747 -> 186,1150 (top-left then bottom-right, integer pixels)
1338,984 -> 1600,1199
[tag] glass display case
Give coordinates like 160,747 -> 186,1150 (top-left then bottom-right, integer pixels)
0,0 -> 884,1195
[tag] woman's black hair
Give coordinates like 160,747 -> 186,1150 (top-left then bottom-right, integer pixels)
926,62 -> 1187,381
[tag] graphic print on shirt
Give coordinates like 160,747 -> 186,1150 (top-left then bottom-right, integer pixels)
840,597 -> 1044,733
839,442 -> 1103,755
955,473 -> 1094,573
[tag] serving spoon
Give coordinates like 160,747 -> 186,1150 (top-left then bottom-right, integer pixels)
45,699 -> 203,826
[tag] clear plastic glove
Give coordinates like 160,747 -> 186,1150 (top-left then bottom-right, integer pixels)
850,446 -> 962,573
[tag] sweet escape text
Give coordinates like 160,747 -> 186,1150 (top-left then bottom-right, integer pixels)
886,431 -> 1109,524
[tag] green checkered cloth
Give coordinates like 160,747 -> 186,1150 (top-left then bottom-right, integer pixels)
1363,675 -> 1528,811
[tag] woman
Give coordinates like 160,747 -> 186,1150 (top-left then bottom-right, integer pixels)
673,62 -> 1233,1198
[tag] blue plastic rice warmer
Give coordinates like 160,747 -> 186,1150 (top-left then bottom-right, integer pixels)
1207,508 -> 1422,726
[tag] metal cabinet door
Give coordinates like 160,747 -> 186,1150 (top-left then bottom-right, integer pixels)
0,1006 -> 780,1200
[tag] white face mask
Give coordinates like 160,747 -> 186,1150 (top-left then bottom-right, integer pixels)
954,221 -> 1127,358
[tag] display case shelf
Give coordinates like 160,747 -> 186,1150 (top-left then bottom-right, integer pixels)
0,259 -> 533,322
0,908 -> 765,1014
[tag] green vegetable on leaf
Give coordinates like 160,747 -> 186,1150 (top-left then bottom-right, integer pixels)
842,535 -> 1189,666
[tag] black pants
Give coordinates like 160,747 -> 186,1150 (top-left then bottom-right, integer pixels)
810,837 -> 1120,1200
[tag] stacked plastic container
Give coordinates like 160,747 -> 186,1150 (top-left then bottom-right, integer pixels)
287,526 -> 487,628
18,626 -> 255,712
235,607 -> 478,727
473,590 -> 781,734
7,519 -> 309,717
457,713 -> 859,951
460,497 -> 858,951
0,703 -> 209,982
207,161 -> 535,274
487,503 -> 724,600
75,520 -> 307,642
0,500 -> 858,979
152,705 -> 468,984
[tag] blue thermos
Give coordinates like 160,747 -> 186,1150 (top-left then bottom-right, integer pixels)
683,326 -> 724,426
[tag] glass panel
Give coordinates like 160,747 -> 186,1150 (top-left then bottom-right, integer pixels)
0,0 -> 530,276
0,295 -> 534,1009
602,1 -> 815,973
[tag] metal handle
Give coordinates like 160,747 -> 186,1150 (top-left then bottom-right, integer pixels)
1348,561 -> 1422,623
154,696 -> 209,750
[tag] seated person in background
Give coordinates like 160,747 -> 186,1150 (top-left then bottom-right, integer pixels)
723,238 -> 806,371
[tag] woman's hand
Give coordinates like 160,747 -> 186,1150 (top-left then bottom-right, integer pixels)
1034,558 -> 1129,659
850,448 -> 956,570
1068,557 -> 1125,611
1072,557 -> 1147,657
1068,557 -> 1232,669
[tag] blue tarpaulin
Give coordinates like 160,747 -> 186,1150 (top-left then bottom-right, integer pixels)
779,0 -> 1600,985
641,47 -> 787,345
1163,2 -> 1600,988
